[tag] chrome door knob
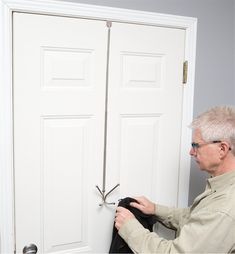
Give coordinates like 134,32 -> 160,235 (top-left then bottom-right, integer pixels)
22,243 -> 38,254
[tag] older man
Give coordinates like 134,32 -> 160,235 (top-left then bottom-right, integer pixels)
115,106 -> 235,253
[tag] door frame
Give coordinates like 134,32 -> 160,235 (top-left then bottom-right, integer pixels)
0,0 -> 197,253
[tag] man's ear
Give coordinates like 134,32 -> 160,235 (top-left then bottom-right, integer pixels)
219,142 -> 231,157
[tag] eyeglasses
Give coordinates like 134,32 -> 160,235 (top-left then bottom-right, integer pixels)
191,140 -> 232,151
191,140 -> 222,150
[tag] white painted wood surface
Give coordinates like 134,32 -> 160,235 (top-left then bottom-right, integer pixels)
0,1 -> 197,253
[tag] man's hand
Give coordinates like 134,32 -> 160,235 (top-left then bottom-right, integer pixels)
130,196 -> 155,215
115,206 -> 135,230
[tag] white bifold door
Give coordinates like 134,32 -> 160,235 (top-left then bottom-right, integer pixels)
13,12 -> 185,253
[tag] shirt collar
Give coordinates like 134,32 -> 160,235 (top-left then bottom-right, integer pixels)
206,170 -> 235,192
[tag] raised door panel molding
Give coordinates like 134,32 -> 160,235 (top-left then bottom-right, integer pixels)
42,117 -> 91,253
121,52 -> 165,89
119,115 -> 160,199
42,47 -> 94,89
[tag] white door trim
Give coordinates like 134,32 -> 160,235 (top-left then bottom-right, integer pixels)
0,0 -> 197,253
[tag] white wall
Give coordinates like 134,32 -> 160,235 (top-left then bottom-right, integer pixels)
61,0 -> 235,204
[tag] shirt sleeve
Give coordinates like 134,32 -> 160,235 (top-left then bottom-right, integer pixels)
154,204 -> 190,231
118,208 -> 235,253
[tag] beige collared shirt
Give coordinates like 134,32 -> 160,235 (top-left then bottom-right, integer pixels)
119,170 -> 235,253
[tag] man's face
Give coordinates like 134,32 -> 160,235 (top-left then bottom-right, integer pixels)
190,129 -> 221,176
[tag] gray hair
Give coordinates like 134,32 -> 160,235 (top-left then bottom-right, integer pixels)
190,106 -> 235,155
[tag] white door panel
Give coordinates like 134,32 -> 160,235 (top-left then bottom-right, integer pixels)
106,23 -> 185,206
13,13 -> 108,253
13,13 -> 186,253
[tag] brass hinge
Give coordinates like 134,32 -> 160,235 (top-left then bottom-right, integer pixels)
183,61 -> 188,84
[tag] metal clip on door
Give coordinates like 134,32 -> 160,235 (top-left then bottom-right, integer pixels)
23,244 -> 38,254
95,21 -> 120,206
96,183 -> 120,206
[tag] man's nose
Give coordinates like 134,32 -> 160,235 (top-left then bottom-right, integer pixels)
189,147 -> 196,156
